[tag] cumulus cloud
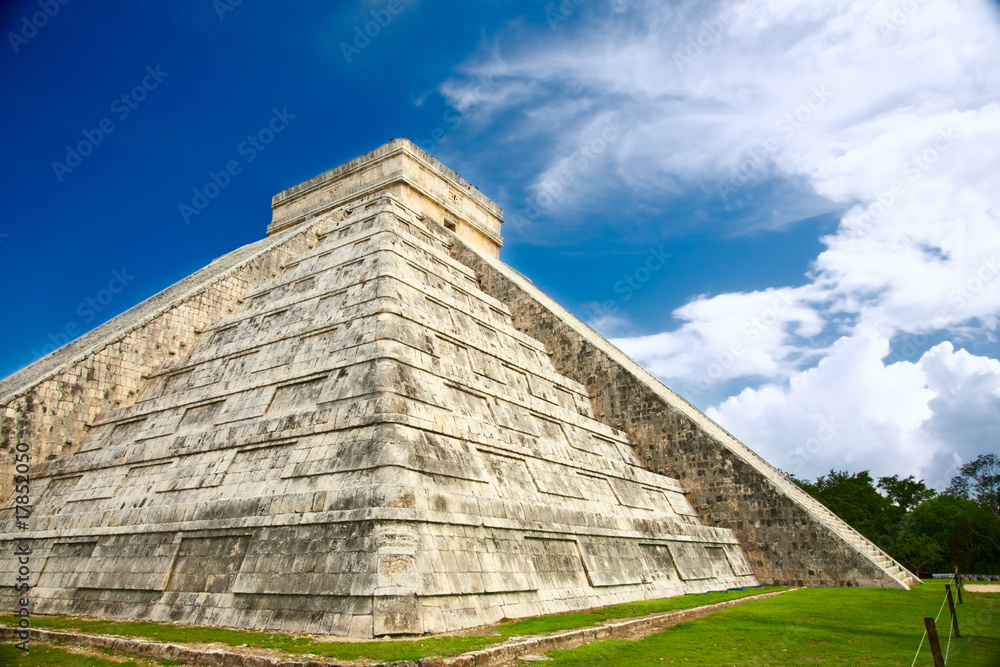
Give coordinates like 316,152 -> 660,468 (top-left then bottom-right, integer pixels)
918,343 -> 1000,486
612,287 -> 822,386
710,340 -> 1000,486
439,0 -> 1000,486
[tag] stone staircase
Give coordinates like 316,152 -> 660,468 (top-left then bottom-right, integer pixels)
637,377 -> 924,589
745,450 -> 921,589
458,233 -> 925,592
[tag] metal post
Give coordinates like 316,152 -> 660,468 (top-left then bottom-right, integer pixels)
946,585 -> 961,638
924,617 -> 945,667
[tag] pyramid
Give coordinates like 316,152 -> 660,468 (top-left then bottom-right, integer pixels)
1,139 -> 917,638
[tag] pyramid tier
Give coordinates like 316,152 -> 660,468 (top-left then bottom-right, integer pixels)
0,196 -> 755,636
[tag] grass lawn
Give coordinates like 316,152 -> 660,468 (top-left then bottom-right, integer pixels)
542,580 -> 1000,666
0,642 -> 185,666
0,586 -> 778,664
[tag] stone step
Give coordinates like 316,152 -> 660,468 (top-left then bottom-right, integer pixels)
773,482 -> 917,588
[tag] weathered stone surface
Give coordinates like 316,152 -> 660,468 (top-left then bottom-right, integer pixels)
451,229 -> 919,590
0,139 -> 912,640
269,138 -> 502,258
0,221 -> 317,504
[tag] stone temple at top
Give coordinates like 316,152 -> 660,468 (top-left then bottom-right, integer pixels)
0,139 -> 918,637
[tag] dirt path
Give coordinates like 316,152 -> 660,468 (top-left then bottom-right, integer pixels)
964,584 -> 1000,593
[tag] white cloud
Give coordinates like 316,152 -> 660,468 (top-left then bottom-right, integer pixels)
709,339 -> 1000,487
585,308 -> 634,338
707,330 -> 931,479
612,287 -> 822,386
919,342 -> 1000,486
439,0 -> 1000,485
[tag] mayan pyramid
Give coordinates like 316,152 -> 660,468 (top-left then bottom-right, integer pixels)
1,139 -> 917,637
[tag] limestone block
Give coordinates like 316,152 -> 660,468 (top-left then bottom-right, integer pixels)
0,144 -> 773,640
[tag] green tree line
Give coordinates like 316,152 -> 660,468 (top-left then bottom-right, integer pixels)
790,454 -> 1000,577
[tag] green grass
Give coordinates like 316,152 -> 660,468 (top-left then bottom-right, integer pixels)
0,586 -> 778,663
540,580 -> 1000,666
0,616 -> 498,663
496,586 -> 784,637
6,584 -> 994,665
0,642 -> 183,666
5,617 -> 316,652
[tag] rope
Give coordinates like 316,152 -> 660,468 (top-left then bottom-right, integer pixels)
910,630 -> 927,667
911,590 -> 951,667
945,610 -> 954,664
935,592 -> 948,622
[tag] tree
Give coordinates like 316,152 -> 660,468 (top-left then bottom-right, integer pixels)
893,531 -> 945,578
794,467 -> 1000,575
795,470 -> 892,544
901,496 -> 1000,574
878,475 -> 937,513
947,454 -> 1000,520
876,475 -> 937,559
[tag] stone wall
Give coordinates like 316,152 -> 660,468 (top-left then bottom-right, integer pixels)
451,237 -> 916,589
0,224 -> 317,504
0,197 -> 756,638
1,134 -> 917,612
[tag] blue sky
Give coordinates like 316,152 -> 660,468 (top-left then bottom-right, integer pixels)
3,0 -> 999,487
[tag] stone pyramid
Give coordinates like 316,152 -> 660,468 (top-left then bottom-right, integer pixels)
1,139 -> 917,638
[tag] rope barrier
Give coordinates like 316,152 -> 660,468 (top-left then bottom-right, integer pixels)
945,607 -> 954,664
910,630 -> 927,667
911,589 -> 953,667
